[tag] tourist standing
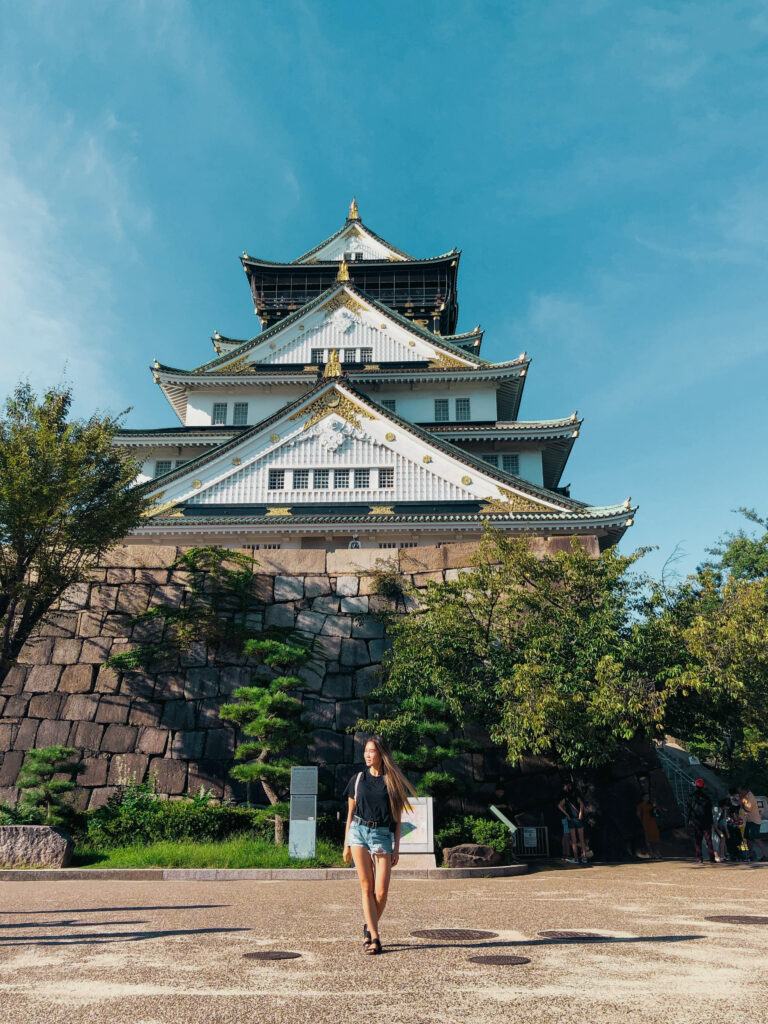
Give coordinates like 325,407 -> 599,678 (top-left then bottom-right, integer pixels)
686,779 -> 716,863
737,785 -> 768,862
558,784 -> 588,864
343,735 -> 417,955
636,793 -> 662,859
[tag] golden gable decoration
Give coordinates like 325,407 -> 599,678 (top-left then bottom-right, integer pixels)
428,351 -> 468,369
209,354 -> 257,375
288,389 -> 376,432
479,486 -> 549,516
319,292 -> 365,318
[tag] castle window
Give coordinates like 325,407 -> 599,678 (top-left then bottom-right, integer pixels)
268,469 -> 284,490
502,454 -> 520,475
378,468 -> 394,488
314,469 -> 329,489
354,469 -> 370,488
434,399 -> 449,422
174,459 -> 188,469
340,348 -> 355,363
382,399 -> 396,411
483,454 -> 498,467
361,347 -> 373,362
154,460 -> 172,477
311,348 -> 325,364
212,403 -> 227,425
455,398 -> 471,421
233,402 -> 248,425
293,469 -> 309,489
334,469 -> 350,488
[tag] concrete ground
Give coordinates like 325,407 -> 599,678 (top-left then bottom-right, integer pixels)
2,861 -> 767,1024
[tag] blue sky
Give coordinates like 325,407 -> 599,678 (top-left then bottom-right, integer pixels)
1,1 -> 766,578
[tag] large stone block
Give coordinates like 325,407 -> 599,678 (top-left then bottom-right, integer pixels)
35,719 -> 73,748
321,617 -> 351,638
25,665 -> 62,693
36,612 -> 78,638
80,637 -> 113,663
51,638 -> 83,665
61,694 -> 100,722
335,699 -> 365,733
218,666 -> 252,695
326,548 -> 389,575
340,596 -> 368,615
204,729 -> 234,760
353,665 -> 381,697
137,727 -> 168,756
413,571 -> 444,587
312,595 -> 340,615
323,674 -> 353,699
76,611 -> 104,638
171,731 -> 205,760
115,584 -> 152,615
134,568 -> 170,585
27,693 -> 63,720
78,757 -> 109,787
71,721 -> 104,752
17,638 -> 54,665
149,757 -> 188,795
351,616 -> 384,639
340,639 -> 370,668
250,549 -> 325,575
297,665 -> 324,693
307,728 -> 345,764
100,544 -> 178,568
94,695 -> 131,724
58,582 -> 90,610
119,672 -> 155,700
13,719 -> 39,750
3,694 -> 28,717
399,546 -> 444,573
264,604 -> 295,628
184,667 -> 219,700
87,787 -> 119,810
295,611 -> 326,635
94,666 -> 120,694
105,567 -> 135,584
101,614 -> 133,638
154,672 -> 186,699
161,700 -> 196,731
443,843 -> 501,868
89,585 -> 118,611
149,584 -> 185,609
59,664 -> 96,694
1,666 -> 27,696
187,760 -> 225,798
108,753 -> 148,786
129,700 -> 162,726
304,576 -> 331,598
100,724 -> 138,754
274,575 -> 304,601
303,698 -> 336,729
180,641 -> 208,667
367,639 -> 389,663
0,750 -> 24,787
0,825 -> 74,867
312,635 -> 341,661
0,723 -> 14,752
335,575 -> 359,597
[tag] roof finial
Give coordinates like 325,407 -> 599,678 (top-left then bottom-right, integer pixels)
337,257 -> 350,282
348,196 -> 359,220
323,349 -> 343,378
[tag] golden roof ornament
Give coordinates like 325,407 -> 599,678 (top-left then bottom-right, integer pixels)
337,257 -> 350,282
348,196 -> 359,220
323,348 -> 343,378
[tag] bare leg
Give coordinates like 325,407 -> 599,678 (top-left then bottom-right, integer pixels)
574,827 -> 587,859
373,854 -> 392,921
569,832 -> 579,859
351,846 -> 379,941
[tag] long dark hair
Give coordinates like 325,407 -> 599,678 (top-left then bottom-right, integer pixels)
366,735 -> 417,822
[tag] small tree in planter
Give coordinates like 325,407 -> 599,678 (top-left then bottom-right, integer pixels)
15,746 -> 84,826
218,638 -> 310,844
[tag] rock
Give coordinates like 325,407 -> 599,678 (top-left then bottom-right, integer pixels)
0,825 -> 74,868
442,843 -> 502,868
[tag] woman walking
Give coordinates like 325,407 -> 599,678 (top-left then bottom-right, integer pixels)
343,735 -> 416,955
558,783 -> 588,864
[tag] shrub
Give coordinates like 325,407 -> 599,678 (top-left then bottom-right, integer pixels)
434,815 -> 510,857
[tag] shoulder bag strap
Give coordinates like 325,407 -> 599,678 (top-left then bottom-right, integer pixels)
354,771 -> 363,803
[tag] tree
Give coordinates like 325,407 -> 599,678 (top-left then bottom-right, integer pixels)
15,746 -> 84,826
360,527 -> 673,773
0,383 -> 150,675
218,638 -> 310,843
706,508 -> 768,581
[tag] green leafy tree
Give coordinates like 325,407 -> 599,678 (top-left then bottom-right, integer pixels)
360,527 -> 674,773
15,746 -> 84,826
0,383 -> 150,675
706,508 -> 768,581
218,639 -> 310,843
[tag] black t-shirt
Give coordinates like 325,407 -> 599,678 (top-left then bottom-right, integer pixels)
687,789 -> 713,826
344,769 -> 393,828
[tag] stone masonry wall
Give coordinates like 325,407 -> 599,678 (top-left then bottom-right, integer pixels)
0,535 -> 684,858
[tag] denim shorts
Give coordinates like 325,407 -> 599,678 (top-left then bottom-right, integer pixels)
348,822 -> 394,856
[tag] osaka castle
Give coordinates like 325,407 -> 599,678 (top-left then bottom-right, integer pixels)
117,199 -> 635,551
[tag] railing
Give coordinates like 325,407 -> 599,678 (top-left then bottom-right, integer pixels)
655,744 -> 700,816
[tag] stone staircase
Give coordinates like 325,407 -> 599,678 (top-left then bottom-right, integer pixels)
655,740 -> 728,816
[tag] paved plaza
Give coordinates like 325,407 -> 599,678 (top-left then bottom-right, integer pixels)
2,861 -> 767,1023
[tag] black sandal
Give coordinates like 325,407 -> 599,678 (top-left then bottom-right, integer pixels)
365,937 -> 382,955
363,924 -> 372,950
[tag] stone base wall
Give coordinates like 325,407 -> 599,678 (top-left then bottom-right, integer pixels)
0,536 -> 684,858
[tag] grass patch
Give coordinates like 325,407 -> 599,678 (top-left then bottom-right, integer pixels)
71,837 -> 345,869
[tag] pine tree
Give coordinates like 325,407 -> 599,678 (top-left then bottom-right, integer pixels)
218,638 -> 310,843
16,746 -> 84,826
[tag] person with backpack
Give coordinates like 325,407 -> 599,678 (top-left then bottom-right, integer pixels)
686,778 -> 716,863
342,735 -> 417,955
